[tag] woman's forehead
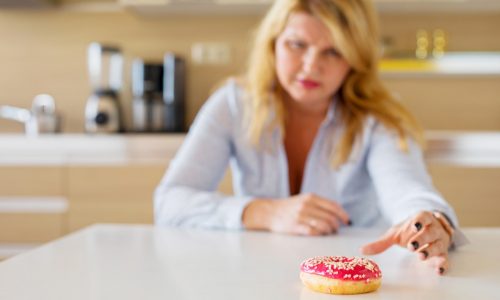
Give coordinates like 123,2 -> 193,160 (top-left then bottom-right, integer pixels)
279,12 -> 336,46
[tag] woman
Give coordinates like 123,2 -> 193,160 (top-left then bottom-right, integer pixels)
154,0 -> 466,275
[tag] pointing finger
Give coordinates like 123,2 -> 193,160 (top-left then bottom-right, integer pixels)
361,229 -> 397,255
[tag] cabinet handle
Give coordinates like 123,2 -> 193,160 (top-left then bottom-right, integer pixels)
0,197 -> 68,213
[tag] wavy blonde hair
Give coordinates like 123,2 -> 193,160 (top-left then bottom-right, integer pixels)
244,0 -> 423,167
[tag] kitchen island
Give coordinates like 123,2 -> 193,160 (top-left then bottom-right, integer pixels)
1,131 -> 500,259
0,224 -> 498,300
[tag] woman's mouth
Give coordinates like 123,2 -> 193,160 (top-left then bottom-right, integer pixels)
298,79 -> 321,89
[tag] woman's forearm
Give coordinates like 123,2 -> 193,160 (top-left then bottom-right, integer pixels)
242,198 -> 274,231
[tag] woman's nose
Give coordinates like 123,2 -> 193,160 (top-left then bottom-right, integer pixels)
302,51 -> 321,74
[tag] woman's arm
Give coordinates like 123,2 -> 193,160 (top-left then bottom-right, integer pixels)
366,123 -> 459,227
363,122 -> 467,274
154,81 -> 253,229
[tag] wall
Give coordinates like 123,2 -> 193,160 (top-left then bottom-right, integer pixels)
0,10 -> 259,132
1,8 -> 500,133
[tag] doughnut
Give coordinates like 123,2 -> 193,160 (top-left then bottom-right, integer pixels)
300,256 -> 382,295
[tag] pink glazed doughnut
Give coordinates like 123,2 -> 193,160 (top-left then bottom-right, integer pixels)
300,256 -> 382,295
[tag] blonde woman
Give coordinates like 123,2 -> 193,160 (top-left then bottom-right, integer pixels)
154,0 -> 466,275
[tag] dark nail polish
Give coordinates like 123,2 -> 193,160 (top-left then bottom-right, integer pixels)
347,220 -> 353,226
439,267 -> 445,274
411,241 -> 419,250
421,250 -> 428,259
414,222 -> 422,231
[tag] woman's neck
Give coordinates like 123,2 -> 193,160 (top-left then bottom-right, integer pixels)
283,97 -> 330,123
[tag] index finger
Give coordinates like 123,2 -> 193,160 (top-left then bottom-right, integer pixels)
311,195 -> 351,225
411,211 -> 435,233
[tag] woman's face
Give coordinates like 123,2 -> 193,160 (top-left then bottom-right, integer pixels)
275,12 -> 350,112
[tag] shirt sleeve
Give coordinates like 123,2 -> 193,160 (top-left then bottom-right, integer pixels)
366,122 -> 461,228
154,81 -> 253,230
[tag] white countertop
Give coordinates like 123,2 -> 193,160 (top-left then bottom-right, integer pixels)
0,133 -> 184,166
0,224 -> 498,300
1,131 -> 500,167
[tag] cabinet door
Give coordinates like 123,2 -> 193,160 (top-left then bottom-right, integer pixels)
67,165 -> 167,231
428,165 -> 500,226
0,167 -> 67,244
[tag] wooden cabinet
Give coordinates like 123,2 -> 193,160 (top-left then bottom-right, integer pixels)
428,165 -> 500,227
0,167 -> 67,244
120,0 -> 500,16
0,164 -> 171,259
66,165 -> 167,231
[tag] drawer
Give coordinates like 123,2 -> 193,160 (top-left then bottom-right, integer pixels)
0,213 -> 65,243
67,165 -> 166,203
0,167 -> 64,196
67,200 -> 153,232
428,165 -> 500,226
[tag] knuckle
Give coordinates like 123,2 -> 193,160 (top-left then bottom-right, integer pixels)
304,193 -> 315,200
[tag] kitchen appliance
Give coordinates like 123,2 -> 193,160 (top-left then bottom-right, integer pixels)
131,59 -> 164,132
0,94 -> 60,135
130,53 -> 185,133
85,42 -> 123,133
163,53 -> 186,132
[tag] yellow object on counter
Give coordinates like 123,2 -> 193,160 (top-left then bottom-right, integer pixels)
379,59 -> 436,72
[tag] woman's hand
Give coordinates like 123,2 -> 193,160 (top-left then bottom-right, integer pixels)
360,211 -> 454,275
242,193 -> 351,236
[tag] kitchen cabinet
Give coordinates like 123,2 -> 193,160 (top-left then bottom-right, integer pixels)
1,133 -> 499,259
66,165 -> 166,231
428,165 -> 500,227
119,0 -> 500,15
0,167 -> 66,244
0,134 -> 233,259
382,75 -> 500,131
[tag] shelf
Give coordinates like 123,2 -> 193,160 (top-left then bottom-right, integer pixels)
379,52 -> 500,77
119,0 -> 500,16
119,0 -> 272,15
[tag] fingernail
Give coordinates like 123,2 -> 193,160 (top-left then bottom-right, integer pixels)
411,241 -> 419,250
439,267 -> 445,274
421,250 -> 428,259
347,220 -> 353,226
414,222 -> 422,231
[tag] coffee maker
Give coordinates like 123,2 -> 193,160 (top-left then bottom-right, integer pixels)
85,42 -> 123,133
131,53 -> 185,132
163,53 -> 186,132
131,59 -> 164,132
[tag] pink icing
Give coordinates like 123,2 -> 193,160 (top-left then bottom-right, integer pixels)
300,256 -> 382,282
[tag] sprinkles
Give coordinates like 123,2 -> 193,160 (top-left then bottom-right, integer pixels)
300,256 -> 382,282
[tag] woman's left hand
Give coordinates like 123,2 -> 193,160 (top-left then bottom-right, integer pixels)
360,211 -> 453,275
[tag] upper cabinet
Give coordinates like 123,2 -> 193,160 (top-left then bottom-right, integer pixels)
119,0 -> 272,15
119,0 -> 500,15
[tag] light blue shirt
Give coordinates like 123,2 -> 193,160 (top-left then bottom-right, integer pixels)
154,79 -> 460,231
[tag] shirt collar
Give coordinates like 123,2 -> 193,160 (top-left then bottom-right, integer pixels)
321,97 -> 338,127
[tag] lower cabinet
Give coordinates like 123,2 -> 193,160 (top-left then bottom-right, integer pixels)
0,167 -> 67,259
0,164 -> 169,259
428,165 -> 500,227
0,213 -> 65,243
2,161 -> 498,259
66,165 -> 167,231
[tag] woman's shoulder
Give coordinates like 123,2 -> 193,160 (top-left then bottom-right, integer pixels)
202,77 -> 248,118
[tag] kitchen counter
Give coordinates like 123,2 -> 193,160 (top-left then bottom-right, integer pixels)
380,52 -> 500,77
1,131 -> 500,167
0,133 -> 185,166
0,224 -> 498,300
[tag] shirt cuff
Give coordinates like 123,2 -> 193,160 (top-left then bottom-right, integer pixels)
223,196 -> 254,230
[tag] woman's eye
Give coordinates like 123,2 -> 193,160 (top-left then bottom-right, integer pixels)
288,40 -> 306,49
325,48 -> 340,57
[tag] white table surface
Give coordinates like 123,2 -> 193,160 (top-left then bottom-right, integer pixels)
0,224 -> 498,300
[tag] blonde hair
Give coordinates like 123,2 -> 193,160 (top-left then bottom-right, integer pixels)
244,0 -> 424,167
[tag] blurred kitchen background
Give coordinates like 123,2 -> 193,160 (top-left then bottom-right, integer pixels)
1,0 -> 500,259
